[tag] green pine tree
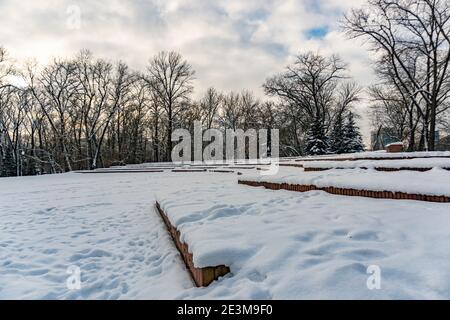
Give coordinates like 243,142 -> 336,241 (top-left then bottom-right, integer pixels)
1,146 -> 17,177
344,112 -> 365,153
305,118 -> 329,155
329,113 -> 346,154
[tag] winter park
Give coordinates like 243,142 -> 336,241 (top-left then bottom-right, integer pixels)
1,0 -> 450,302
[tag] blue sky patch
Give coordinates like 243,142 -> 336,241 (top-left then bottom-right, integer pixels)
306,26 -> 329,39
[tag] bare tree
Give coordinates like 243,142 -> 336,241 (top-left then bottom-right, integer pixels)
145,79 -> 164,162
344,0 -> 450,150
264,52 -> 348,129
199,87 -> 222,129
239,90 -> 261,130
0,47 -> 14,89
145,51 -> 195,160
264,52 -> 359,154
218,91 -> 241,130
28,59 -> 81,171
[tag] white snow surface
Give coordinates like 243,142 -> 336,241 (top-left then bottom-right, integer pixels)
292,150 -> 450,161
1,169 -> 450,299
302,158 -> 450,169
0,173 -> 193,299
242,167 -> 450,196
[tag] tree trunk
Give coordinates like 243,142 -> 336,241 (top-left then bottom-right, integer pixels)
167,105 -> 173,162
428,98 -> 437,151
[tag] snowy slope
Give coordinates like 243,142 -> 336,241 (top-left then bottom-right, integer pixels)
1,170 -> 450,299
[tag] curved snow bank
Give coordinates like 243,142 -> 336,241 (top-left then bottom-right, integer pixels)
241,167 -> 450,197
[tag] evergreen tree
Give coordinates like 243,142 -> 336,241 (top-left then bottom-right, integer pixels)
305,118 -> 329,155
344,112 -> 365,153
329,113 -> 346,154
0,147 -> 16,177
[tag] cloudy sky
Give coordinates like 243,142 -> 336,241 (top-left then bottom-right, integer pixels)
0,0 -> 374,141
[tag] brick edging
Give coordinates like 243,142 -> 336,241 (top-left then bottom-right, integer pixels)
238,180 -> 450,203
155,202 -> 230,287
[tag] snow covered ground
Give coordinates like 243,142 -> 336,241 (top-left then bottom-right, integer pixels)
1,167 -> 450,299
0,173 -> 193,299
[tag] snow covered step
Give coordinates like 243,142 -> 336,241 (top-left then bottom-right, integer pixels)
239,167 -> 450,202
154,173 -> 450,299
292,151 -> 450,162
279,163 -> 304,168
302,158 -> 450,172
208,169 -> 236,173
238,180 -> 450,203
171,169 -> 207,173
304,167 -> 442,172
155,202 -> 230,287
78,169 -> 165,174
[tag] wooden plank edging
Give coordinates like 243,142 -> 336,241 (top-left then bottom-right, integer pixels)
155,202 -> 230,287
238,180 -> 450,203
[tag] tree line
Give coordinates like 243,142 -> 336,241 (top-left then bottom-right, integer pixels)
3,0 -> 450,177
0,48 -> 364,176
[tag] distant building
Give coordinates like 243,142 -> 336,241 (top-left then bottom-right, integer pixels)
370,128 -> 400,151
371,129 -> 445,151
435,130 -> 440,143
436,134 -> 450,151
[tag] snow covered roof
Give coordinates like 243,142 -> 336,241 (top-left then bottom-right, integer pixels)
385,142 -> 404,147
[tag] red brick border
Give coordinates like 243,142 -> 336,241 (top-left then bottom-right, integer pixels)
155,202 -> 230,287
238,180 -> 450,203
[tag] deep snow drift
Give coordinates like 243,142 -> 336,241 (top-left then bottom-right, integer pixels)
1,168 -> 450,299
